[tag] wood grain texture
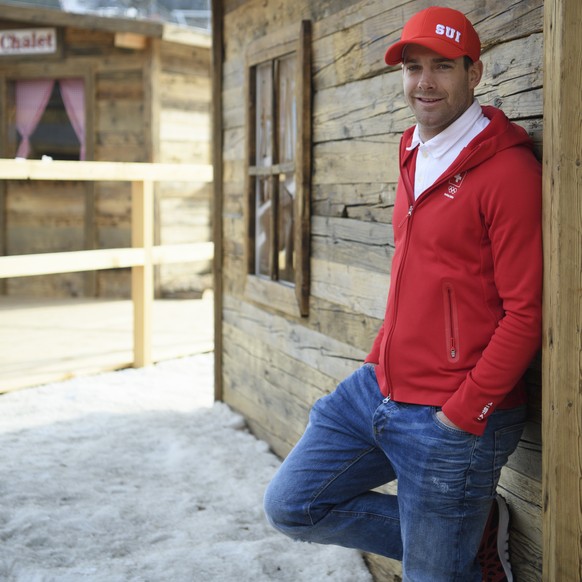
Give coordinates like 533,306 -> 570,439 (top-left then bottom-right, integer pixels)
542,0 -> 582,580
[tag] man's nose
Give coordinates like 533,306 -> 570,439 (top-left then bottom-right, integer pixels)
417,71 -> 435,90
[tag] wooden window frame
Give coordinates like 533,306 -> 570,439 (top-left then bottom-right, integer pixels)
0,63 -> 94,162
244,20 -> 311,318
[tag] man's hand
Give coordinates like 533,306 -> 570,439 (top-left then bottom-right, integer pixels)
436,410 -> 463,430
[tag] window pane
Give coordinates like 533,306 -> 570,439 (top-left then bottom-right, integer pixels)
278,172 -> 295,284
255,176 -> 272,277
255,62 -> 273,167
277,54 -> 297,164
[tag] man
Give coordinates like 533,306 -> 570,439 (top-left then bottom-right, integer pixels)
264,6 -> 542,581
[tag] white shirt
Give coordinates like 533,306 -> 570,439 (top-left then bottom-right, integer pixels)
407,99 -> 490,200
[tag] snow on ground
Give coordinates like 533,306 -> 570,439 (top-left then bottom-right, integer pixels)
0,354 -> 373,582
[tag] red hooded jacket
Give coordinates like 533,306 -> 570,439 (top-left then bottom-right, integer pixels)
365,106 -> 542,435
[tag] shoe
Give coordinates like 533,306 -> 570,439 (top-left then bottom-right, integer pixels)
478,494 -> 513,582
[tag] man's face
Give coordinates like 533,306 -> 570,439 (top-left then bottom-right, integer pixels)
402,44 -> 483,141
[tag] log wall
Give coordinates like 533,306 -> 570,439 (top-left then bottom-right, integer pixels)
217,1 -> 544,580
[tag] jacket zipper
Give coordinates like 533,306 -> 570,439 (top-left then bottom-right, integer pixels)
444,284 -> 459,361
446,286 -> 457,360
397,205 -> 413,228
383,203 -> 415,398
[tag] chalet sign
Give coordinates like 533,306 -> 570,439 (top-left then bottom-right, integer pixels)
0,28 -> 57,56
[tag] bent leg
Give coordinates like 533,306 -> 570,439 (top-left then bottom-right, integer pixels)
374,402 -> 526,582
263,364 -> 403,559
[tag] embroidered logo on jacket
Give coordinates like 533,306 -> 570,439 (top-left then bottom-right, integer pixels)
477,402 -> 494,422
443,172 -> 467,200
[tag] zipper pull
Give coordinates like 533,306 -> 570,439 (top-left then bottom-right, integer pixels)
450,338 -> 457,359
398,205 -> 414,228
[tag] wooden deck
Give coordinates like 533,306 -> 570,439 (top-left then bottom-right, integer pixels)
0,295 -> 213,392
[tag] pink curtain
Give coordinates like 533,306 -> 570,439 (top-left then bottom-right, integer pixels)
15,79 -> 55,158
59,78 -> 86,160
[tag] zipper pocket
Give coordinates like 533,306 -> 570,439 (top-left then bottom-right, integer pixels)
443,283 -> 459,362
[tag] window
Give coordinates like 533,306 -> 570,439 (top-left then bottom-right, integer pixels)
245,20 -> 312,317
8,77 -> 86,161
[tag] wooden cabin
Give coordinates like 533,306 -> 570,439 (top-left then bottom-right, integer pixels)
0,3 -> 212,299
211,0 -> 582,580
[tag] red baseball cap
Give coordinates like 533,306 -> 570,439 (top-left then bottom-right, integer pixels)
384,6 -> 481,66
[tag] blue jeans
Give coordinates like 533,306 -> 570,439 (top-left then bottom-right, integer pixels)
263,363 -> 526,582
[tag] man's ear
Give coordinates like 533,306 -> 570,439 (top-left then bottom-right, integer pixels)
469,60 -> 484,89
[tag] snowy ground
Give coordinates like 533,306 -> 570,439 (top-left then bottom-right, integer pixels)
0,354 -> 373,582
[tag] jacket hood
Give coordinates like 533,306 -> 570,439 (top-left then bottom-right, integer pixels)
401,105 -> 535,174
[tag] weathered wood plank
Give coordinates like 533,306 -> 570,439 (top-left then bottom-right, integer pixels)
224,294 -> 366,381
498,484 -> 542,577
311,0 -> 542,91
313,136 -> 400,185
159,73 -> 211,107
364,553 -> 402,582
313,182 -> 396,220
312,215 -> 394,273
308,295 -> 382,354
311,257 -> 389,321
507,529 -> 542,582
159,111 -> 211,142
314,70 -> 410,144
160,42 -> 210,76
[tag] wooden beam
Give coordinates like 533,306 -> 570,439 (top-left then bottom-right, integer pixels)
211,0 -> 224,402
295,20 -> 312,317
0,2 -> 163,37
0,243 -> 214,278
0,248 -> 145,278
542,0 -> 582,580
131,180 -> 154,368
0,159 -> 213,182
162,25 -> 211,48
114,32 -> 147,50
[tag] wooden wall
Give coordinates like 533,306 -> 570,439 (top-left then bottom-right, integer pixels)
157,40 -> 213,298
217,0 -> 544,580
0,18 -> 212,299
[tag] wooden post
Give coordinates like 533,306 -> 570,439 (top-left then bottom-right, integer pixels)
211,0 -> 224,401
131,179 -> 154,367
542,0 -> 582,579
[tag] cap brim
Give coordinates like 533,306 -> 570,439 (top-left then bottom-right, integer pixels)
384,37 -> 467,65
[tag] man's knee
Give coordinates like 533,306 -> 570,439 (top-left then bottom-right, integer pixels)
263,480 -> 314,540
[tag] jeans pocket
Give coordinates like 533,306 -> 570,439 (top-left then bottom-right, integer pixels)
431,407 -> 472,438
493,422 -> 526,476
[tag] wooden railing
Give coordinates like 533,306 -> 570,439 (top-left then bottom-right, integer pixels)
0,159 -> 213,367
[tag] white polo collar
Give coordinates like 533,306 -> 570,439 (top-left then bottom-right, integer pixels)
406,99 -> 484,158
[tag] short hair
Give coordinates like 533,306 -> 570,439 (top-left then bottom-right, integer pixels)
463,56 -> 474,70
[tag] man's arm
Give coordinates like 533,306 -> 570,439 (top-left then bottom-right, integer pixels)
442,148 -> 542,435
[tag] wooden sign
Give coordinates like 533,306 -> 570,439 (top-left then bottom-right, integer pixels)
0,28 -> 57,56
